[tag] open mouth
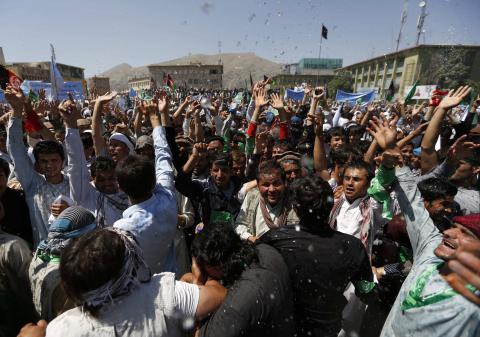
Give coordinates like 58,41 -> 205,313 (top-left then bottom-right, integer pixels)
442,239 -> 457,250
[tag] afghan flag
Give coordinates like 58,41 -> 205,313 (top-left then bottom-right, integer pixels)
166,74 -> 175,90
386,80 -> 395,101
0,64 -> 22,90
404,80 -> 419,104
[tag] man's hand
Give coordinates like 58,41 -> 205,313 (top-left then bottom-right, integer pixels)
4,84 -> 25,115
367,116 -> 398,150
191,142 -> 208,159
17,320 -> 48,337
143,101 -> 160,127
446,238 -> 480,305
51,200 -> 69,217
247,236 -> 257,243
95,91 -> 117,107
270,92 -> 284,111
438,86 -> 471,110
381,148 -> 404,169
254,131 -> 269,154
58,94 -> 81,129
157,91 -> 169,114
254,87 -> 269,108
312,87 -> 325,102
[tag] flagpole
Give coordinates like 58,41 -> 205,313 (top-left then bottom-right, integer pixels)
317,24 -> 323,86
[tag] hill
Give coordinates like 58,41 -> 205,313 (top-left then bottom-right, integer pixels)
99,53 -> 282,90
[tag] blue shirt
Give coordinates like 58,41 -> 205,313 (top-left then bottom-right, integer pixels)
114,127 -> 178,275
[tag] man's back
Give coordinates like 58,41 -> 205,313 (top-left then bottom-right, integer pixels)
261,225 -> 373,337
199,243 -> 295,337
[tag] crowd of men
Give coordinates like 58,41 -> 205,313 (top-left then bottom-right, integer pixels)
0,77 -> 479,337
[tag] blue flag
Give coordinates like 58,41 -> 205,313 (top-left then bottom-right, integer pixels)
129,88 -> 137,97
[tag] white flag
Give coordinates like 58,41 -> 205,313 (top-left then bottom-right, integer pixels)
50,44 -> 64,100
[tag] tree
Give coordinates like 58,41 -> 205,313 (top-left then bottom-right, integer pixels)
327,71 -> 353,97
424,48 -> 471,89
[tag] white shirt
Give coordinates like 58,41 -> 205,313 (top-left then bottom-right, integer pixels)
46,273 -> 199,337
335,196 -> 368,238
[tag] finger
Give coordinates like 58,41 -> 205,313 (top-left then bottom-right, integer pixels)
448,258 -> 480,289
444,270 -> 480,305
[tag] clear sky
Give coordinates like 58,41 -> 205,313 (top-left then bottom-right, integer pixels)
2,0 -> 479,77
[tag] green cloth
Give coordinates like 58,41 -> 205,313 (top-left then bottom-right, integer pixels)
368,165 -> 396,220
404,80 -> 419,104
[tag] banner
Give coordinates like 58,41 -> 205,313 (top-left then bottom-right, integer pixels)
335,89 -> 376,104
403,85 -> 437,100
20,80 -> 83,101
58,81 -> 84,100
285,89 -> 304,101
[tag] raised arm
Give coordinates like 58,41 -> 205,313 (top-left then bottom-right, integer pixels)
145,98 -> 175,193
420,86 -> 471,174
310,90 -> 330,180
59,98 -> 98,209
4,85 -> 37,191
92,91 -> 117,156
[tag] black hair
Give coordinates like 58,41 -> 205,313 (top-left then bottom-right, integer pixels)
256,159 -> 286,182
191,223 -> 258,287
346,125 -> 365,141
344,160 -> 375,181
60,229 -> 125,314
418,177 -> 458,202
80,132 -> 94,150
0,158 -> 10,177
90,156 -> 116,178
330,145 -> 363,167
289,175 -> 334,227
326,126 -> 346,143
208,151 -> 232,168
33,140 -> 65,162
231,150 -> 246,163
116,155 -> 155,199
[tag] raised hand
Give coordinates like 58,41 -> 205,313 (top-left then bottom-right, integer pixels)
381,149 -> 404,169
95,91 -> 117,105
312,87 -> 325,101
439,86 -> 471,110
367,116 -> 398,150
4,84 -> 25,113
254,131 -> 269,154
270,92 -> 284,110
254,87 -> 269,108
191,142 -> 208,159
157,91 -> 169,113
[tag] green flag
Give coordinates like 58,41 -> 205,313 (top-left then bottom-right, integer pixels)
404,80 -> 419,104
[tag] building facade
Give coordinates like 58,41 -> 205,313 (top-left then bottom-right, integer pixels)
88,76 -> 110,95
147,63 -> 223,89
272,57 -> 342,89
127,77 -> 155,92
6,62 -> 85,83
338,44 -> 480,99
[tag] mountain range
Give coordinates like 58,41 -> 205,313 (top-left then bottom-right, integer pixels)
99,52 -> 283,90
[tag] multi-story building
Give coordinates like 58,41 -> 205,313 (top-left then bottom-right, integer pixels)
271,58 -> 342,89
6,61 -> 85,83
147,63 -> 223,89
88,76 -> 110,95
338,44 -> 480,98
127,77 -> 155,92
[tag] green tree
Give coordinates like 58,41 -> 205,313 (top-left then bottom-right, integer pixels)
424,48 -> 471,89
327,71 -> 353,97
